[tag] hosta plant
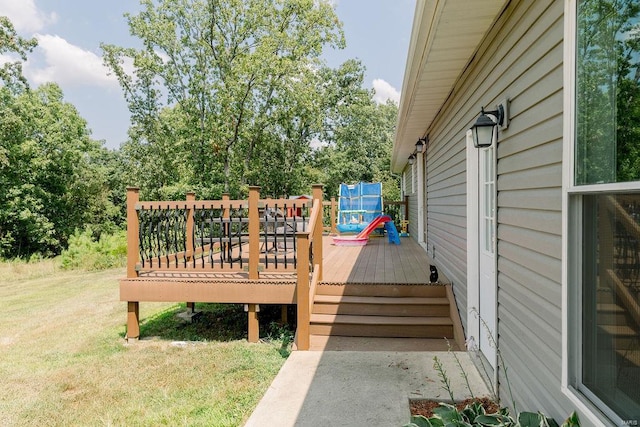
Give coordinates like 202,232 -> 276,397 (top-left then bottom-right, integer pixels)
403,400 -> 581,427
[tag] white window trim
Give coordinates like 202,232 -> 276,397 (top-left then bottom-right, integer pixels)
562,1 -> 640,425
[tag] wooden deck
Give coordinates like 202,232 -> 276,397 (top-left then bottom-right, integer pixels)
321,234 -> 437,284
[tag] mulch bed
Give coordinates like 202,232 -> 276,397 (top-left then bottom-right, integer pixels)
410,396 -> 500,418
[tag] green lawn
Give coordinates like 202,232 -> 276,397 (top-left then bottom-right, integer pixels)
0,261 -> 289,426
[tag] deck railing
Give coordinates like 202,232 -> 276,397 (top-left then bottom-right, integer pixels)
122,187 -> 405,348
126,186 -> 324,278
123,185 -> 324,347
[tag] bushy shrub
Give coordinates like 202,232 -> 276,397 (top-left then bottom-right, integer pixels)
60,228 -> 126,270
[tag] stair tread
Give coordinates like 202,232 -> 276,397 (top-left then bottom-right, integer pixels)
598,324 -> 638,336
597,303 -> 625,312
314,295 -> 449,305
310,313 -> 452,325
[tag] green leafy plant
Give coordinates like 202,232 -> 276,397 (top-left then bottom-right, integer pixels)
404,400 -> 581,427
433,355 -> 455,402
404,310 -> 582,427
468,308 -> 517,413
59,228 -> 127,270
446,338 -> 475,400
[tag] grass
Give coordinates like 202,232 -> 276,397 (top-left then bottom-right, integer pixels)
0,260 -> 291,426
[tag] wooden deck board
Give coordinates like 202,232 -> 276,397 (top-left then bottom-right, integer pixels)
322,236 -> 439,284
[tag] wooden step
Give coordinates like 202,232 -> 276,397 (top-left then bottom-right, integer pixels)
308,335 -> 459,351
596,324 -> 639,350
312,295 -> 450,317
598,324 -> 637,337
316,283 -> 447,298
597,303 -> 628,325
309,313 -> 453,338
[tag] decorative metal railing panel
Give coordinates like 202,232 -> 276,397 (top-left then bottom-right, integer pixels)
133,198 -> 313,272
260,200 -> 310,270
137,204 -> 188,269
192,203 -> 248,269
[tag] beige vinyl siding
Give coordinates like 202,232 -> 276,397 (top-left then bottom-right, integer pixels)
403,167 -> 419,239
422,0 -> 571,419
425,129 -> 468,324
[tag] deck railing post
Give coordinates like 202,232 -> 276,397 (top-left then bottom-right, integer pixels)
248,186 -> 260,280
185,191 -> 196,313
185,191 -> 195,259
296,232 -> 310,350
404,195 -> 409,221
330,197 -> 337,235
126,187 -> 140,340
126,187 -> 140,279
222,193 -> 230,218
312,184 -> 324,282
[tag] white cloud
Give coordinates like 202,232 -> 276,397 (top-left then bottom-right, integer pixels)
372,78 -> 400,105
25,34 -> 117,88
0,0 -> 57,33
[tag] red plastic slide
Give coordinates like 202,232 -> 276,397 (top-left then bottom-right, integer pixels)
355,215 -> 392,238
332,215 -> 392,246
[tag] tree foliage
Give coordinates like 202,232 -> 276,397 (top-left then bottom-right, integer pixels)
0,83 -> 120,257
313,60 -> 400,200
0,16 -> 37,93
102,0 -> 344,198
576,0 -> 640,183
0,4 -> 403,259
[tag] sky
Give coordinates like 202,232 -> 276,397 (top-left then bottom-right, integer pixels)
0,0 -> 415,150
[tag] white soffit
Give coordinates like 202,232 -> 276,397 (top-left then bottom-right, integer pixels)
392,0 -> 507,172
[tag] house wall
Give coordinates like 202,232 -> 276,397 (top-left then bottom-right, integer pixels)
419,0 -> 572,420
403,166 -> 419,239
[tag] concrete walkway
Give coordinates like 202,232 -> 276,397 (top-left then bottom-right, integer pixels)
244,350 -> 491,426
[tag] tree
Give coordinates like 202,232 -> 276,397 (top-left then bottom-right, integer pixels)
312,60 -> 400,200
102,0 -> 344,198
576,0 -> 640,183
0,83 -> 117,257
0,16 -> 37,93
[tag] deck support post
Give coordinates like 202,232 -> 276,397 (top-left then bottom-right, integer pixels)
248,186 -> 260,280
330,197 -> 337,235
281,305 -> 288,324
125,188 -> 141,341
127,301 -> 140,340
246,304 -> 260,343
296,232 -> 310,350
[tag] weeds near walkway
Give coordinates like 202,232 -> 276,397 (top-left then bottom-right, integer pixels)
403,309 -> 581,427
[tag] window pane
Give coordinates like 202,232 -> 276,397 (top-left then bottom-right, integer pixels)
576,1 -> 640,184
582,193 -> 640,420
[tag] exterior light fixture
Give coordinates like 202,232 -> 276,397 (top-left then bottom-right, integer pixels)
415,137 -> 427,154
408,154 -> 416,165
470,100 -> 509,148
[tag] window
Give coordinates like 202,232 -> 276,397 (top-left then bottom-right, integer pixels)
571,1 -> 640,422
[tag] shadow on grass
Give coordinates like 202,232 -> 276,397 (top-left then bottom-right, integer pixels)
131,303 -> 295,351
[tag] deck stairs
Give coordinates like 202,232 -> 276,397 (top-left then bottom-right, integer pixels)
309,282 -> 460,346
596,286 -> 640,370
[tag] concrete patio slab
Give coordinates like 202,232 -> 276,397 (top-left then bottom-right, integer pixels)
244,350 -> 491,426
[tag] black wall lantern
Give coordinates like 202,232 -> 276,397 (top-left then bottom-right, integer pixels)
470,100 -> 509,148
415,136 -> 427,154
408,153 -> 416,165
